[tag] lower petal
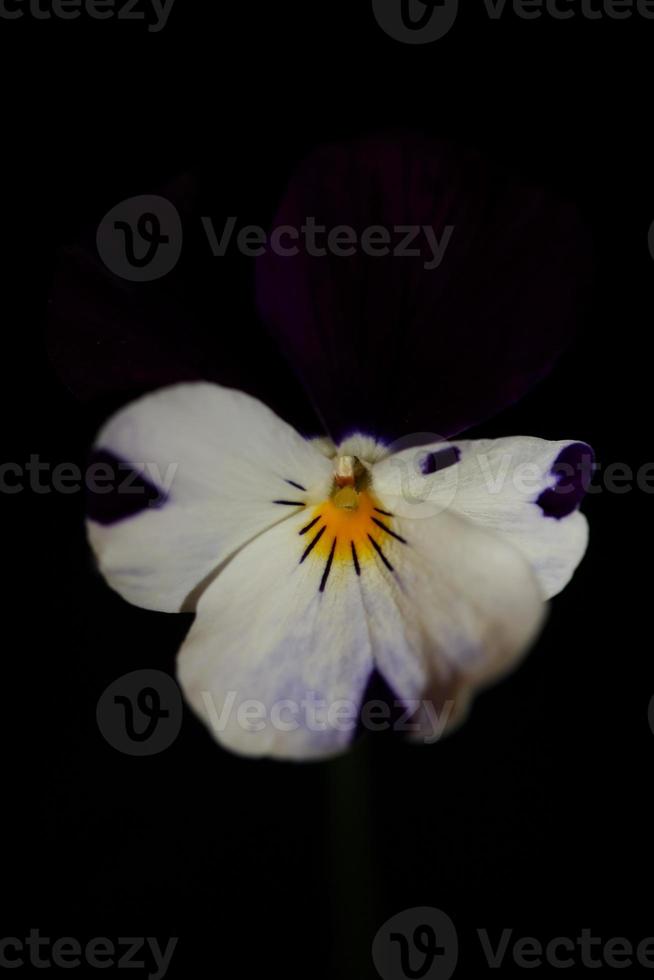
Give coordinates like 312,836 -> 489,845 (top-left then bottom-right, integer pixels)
176,510 -> 373,760
355,508 -> 546,736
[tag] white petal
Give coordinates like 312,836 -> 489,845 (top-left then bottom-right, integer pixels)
373,436 -> 590,598
87,382 -> 333,612
357,508 -> 546,735
177,509 -> 373,760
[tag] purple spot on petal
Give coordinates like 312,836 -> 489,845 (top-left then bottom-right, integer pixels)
421,445 -> 460,475
536,442 -> 594,519
86,449 -> 168,525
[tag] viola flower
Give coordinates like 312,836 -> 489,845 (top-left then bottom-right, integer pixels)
83,133 -> 592,759
88,383 -> 590,759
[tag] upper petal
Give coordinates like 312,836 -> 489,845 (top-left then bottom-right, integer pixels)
87,382 -> 333,612
46,173 -> 321,436
256,132 -> 591,441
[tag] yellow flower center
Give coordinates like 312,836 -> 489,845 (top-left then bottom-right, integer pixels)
297,456 -> 406,589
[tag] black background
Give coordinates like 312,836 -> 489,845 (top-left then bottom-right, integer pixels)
3,2 -> 653,977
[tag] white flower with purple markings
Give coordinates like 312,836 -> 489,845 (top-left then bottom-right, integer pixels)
84,133 -> 592,759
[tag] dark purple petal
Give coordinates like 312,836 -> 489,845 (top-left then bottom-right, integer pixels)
47,172 -> 321,435
256,132 -> 592,442
353,668 -> 406,744
48,174 -> 205,401
537,442 -> 594,519
86,449 -> 166,525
